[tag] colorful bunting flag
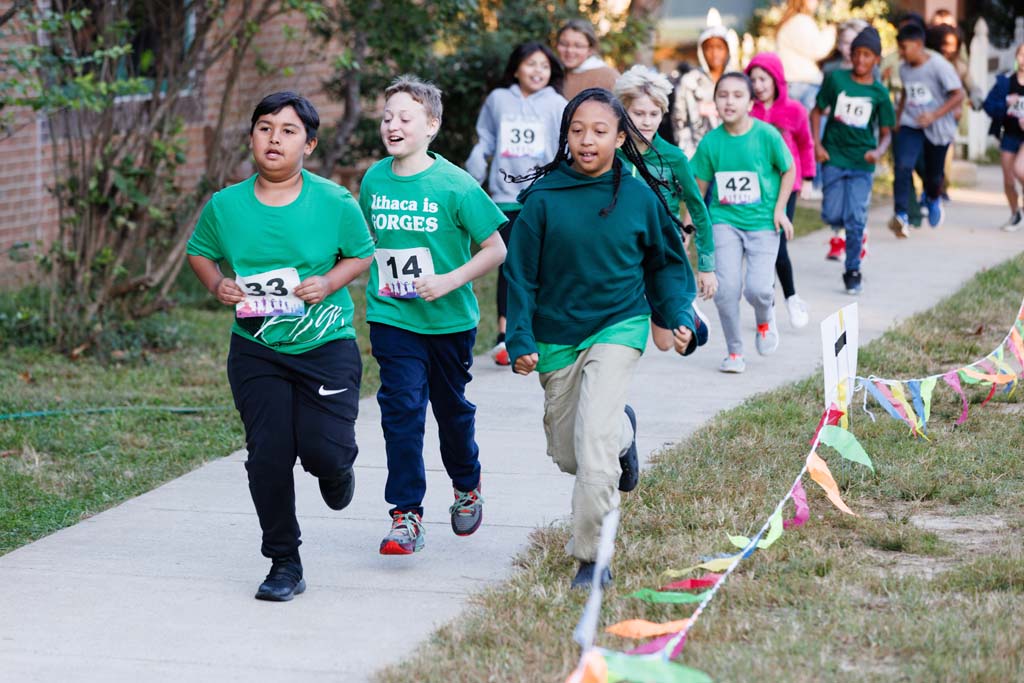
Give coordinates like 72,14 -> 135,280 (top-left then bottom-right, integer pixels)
659,574 -> 721,592
664,555 -> 740,578
603,651 -> 712,683
806,450 -> 857,515
783,479 -> 810,530
628,633 -> 687,657
606,619 -> 693,640
906,380 -> 929,433
942,370 -> 970,425
566,649 -> 607,683
628,589 -> 711,604
728,510 -> 783,550
818,425 -> 875,471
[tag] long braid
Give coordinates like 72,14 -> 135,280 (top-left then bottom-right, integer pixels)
599,159 -> 623,217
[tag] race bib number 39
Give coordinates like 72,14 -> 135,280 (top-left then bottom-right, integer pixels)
715,171 -> 761,206
498,116 -> 546,159
235,267 -> 305,318
375,247 -> 435,299
835,91 -> 873,128
906,82 -> 934,107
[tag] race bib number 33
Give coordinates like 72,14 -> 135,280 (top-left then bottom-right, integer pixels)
715,171 -> 761,206
375,247 -> 435,299
835,91 -> 873,128
235,267 -> 305,318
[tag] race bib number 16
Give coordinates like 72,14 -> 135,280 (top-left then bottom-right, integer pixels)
835,91 -> 873,128
375,247 -> 435,299
715,171 -> 761,206
906,82 -> 934,107
235,267 -> 305,318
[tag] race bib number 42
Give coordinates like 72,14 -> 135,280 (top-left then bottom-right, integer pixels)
235,267 -> 305,318
835,91 -> 873,128
905,82 -> 934,107
715,171 -> 761,206
375,247 -> 435,299
499,116 -> 546,159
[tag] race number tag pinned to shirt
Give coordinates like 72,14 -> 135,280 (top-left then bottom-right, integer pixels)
905,82 -> 934,107
715,171 -> 761,206
498,116 -> 546,159
235,267 -> 305,318
1008,98 -> 1024,119
835,91 -> 873,128
375,247 -> 435,299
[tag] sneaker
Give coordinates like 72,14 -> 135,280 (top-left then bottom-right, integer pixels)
619,405 -> 639,492
785,294 -> 809,329
379,510 -> 425,555
719,354 -> 745,373
449,484 -> 483,536
755,317 -> 779,356
255,553 -> 305,602
801,185 -> 823,201
826,235 -> 845,261
490,341 -> 510,366
692,302 -> 710,347
318,467 -> 354,511
571,561 -> 613,590
843,270 -> 863,295
1001,209 -> 1022,232
925,195 -> 944,228
888,213 -> 909,239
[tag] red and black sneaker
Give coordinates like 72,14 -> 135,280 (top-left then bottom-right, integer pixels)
379,510 -> 425,555
826,235 -> 845,261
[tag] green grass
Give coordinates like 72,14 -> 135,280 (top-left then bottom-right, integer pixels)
374,254 -> 1024,683
0,270 -> 499,555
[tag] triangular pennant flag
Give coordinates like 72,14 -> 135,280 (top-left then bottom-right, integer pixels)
943,370 -> 969,425
811,405 -> 845,443
606,619 -> 693,639
907,380 -> 929,433
862,380 -> 907,424
961,367 -> 1015,385
729,510 -> 784,550
920,376 -> 937,425
819,425 -> 875,471
664,555 -> 740,578
874,381 -> 918,432
784,479 -> 810,529
660,574 -> 721,592
628,588 -> 712,604
806,450 -> 857,515
1009,327 -> 1024,371
566,649 -> 608,683
603,651 -> 712,683
628,632 -> 687,658
988,348 -> 1019,396
981,382 -> 998,406
889,382 -> 922,434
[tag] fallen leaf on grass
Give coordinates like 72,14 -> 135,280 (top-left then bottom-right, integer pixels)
19,371 -> 34,384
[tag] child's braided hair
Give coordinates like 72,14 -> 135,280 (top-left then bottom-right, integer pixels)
504,88 -> 691,233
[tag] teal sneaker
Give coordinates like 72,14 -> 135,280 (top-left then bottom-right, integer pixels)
449,484 -> 483,536
379,510 -> 425,555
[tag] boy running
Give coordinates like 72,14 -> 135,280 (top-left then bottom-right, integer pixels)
359,76 -> 507,555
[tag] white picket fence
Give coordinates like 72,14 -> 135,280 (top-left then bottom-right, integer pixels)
967,16 -> 1024,160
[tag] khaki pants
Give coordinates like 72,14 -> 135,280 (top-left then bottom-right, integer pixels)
539,343 -> 639,561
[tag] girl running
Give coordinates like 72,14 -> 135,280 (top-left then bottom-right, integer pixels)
467,41 -> 567,365
746,52 -> 814,329
691,73 -> 795,373
504,88 -> 698,589
983,43 -> 1024,232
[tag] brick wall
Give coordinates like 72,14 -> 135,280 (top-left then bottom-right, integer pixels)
0,1 -> 344,289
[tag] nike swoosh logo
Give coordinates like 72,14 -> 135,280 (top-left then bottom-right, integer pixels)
317,386 -> 349,396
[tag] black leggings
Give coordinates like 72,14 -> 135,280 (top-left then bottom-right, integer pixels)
496,209 -> 519,321
776,192 -> 797,299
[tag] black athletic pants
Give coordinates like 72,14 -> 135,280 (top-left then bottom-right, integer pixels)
776,192 -> 798,299
227,334 -> 361,559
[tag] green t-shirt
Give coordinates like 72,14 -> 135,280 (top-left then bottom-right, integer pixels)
536,315 -> 649,374
186,170 -> 375,355
817,69 -> 896,172
690,119 -> 792,232
359,153 -> 507,334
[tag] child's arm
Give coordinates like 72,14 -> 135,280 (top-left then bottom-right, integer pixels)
895,87 -> 905,128
644,208 -> 698,356
504,207 -> 543,374
811,106 -> 829,163
865,125 -> 892,164
415,230 -> 506,302
916,88 -> 965,128
794,105 -> 816,183
188,254 -> 245,306
294,255 -> 373,305
775,167 -> 796,240
465,95 -> 498,183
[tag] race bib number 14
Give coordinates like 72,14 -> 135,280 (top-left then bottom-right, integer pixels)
235,267 -> 305,318
375,247 -> 435,299
715,171 -> 761,206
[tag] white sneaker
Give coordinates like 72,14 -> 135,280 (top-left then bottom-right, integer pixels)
719,354 -> 746,373
785,294 -> 809,329
755,315 -> 780,356
1002,209 -> 1022,232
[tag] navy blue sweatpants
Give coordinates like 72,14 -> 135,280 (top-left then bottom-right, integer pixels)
369,323 -> 480,516
227,334 -> 361,559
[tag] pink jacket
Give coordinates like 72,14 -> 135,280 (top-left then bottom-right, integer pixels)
746,52 -> 815,191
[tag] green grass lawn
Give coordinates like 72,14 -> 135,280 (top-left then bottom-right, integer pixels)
0,270 -> 499,555
374,255 -> 1024,683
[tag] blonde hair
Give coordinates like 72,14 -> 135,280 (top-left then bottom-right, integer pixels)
384,75 -> 443,126
613,65 -> 673,113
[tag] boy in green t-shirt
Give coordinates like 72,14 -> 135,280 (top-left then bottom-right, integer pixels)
811,26 -> 895,295
359,76 -> 507,555
187,92 -> 375,602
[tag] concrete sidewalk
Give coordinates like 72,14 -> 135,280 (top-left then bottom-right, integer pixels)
1,166 -> 1021,682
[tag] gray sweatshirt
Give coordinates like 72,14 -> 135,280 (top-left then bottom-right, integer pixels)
465,84 -> 567,207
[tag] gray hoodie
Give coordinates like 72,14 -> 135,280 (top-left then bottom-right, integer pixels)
466,84 -> 567,207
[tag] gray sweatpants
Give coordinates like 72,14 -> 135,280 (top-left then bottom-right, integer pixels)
712,223 -> 779,356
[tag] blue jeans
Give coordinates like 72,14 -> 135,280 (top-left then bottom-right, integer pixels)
821,163 -> 873,273
370,323 -> 480,515
893,126 -> 949,215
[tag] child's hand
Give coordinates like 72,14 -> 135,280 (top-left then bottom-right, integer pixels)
513,353 -> 538,375
1007,94 -> 1019,106
774,209 -> 794,241
414,273 -> 457,302
214,277 -> 245,306
295,276 -> 332,305
815,143 -> 830,163
864,148 -> 881,164
915,110 -> 936,128
672,326 -> 693,355
697,271 -> 718,300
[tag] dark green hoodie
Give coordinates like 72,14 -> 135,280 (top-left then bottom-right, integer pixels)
505,160 -> 697,365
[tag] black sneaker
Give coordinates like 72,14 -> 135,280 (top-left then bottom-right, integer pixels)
571,561 -> 613,589
255,553 -> 305,602
319,467 -> 354,511
843,270 -> 862,295
619,405 -> 639,492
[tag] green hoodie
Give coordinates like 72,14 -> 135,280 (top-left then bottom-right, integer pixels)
616,134 -> 715,273
505,161 -> 697,367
